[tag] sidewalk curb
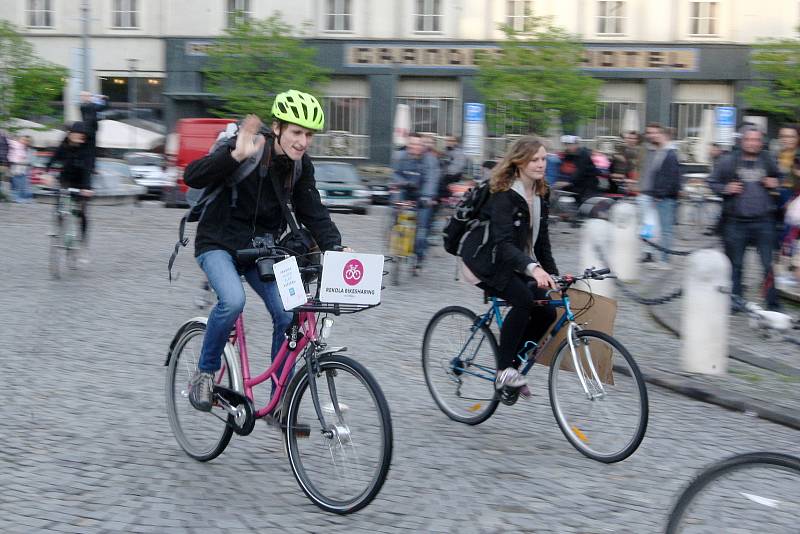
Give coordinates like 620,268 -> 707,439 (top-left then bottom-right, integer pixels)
641,366 -> 800,431
648,304 -> 800,377
645,305 -> 800,431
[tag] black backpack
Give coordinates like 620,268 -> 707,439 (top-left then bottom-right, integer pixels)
442,180 -> 491,256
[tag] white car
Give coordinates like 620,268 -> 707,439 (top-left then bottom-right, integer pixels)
124,152 -> 170,199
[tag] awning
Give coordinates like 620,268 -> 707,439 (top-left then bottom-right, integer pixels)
5,118 -> 65,148
96,120 -> 165,150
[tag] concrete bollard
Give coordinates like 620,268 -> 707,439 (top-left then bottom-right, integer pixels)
680,249 -> 731,374
580,218 -> 615,298
610,201 -> 639,281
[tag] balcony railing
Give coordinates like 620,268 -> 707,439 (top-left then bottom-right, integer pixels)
308,131 -> 370,159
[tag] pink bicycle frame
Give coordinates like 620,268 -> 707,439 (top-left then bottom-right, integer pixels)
226,311 -> 319,419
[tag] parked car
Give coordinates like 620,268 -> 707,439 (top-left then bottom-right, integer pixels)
313,162 -> 372,215
29,150 -> 57,186
124,152 -> 169,199
33,158 -> 144,205
162,117 -> 236,208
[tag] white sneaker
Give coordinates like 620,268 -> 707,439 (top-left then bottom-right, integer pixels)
495,367 -> 527,390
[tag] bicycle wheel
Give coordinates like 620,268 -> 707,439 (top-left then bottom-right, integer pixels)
548,329 -> 648,463
284,354 -> 392,514
666,452 -> 800,533
422,306 -> 500,425
49,236 -> 65,279
165,321 -> 234,462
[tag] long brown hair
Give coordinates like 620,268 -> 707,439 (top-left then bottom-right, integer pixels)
489,136 -> 548,196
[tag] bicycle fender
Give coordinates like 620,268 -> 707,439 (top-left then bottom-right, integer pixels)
165,316 -> 208,366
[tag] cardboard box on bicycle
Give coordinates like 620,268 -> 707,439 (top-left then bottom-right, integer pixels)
536,289 -> 618,385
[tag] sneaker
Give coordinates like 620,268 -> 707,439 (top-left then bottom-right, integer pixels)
188,370 -> 214,412
495,367 -> 528,390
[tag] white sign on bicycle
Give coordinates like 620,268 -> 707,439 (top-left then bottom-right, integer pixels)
274,256 -> 308,311
320,251 -> 384,305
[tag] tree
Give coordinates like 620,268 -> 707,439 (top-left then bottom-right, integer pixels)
742,32 -> 800,122
203,14 -> 329,119
0,21 -> 67,125
475,15 -> 601,137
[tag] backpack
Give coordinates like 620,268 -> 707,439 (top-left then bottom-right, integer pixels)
167,127 -> 302,280
442,180 -> 492,256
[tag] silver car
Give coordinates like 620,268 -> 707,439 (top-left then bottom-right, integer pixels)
124,152 -> 170,199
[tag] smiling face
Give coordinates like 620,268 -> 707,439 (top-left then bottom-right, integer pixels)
519,146 -> 547,182
272,122 -> 315,160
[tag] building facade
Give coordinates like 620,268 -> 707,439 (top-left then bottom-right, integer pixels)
3,0 -> 799,163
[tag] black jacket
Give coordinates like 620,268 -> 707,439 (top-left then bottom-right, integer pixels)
644,148 -> 681,199
184,136 -> 341,258
461,187 -> 558,291
48,140 -> 93,189
80,99 -> 107,145
562,147 -> 598,202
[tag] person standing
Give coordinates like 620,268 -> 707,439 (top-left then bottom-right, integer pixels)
558,135 -> 598,204
639,123 -> 681,266
709,125 -> 783,311
9,135 -> 34,203
79,91 -> 108,173
0,130 -> 9,202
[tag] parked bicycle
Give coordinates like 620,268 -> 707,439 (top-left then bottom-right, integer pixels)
422,267 -> 649,463
666,452 -> 800,533
165,245 -> 393,514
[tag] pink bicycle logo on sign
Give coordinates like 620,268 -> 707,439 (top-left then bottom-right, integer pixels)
343,259 -> 364,286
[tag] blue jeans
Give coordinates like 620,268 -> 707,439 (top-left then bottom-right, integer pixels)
723,218 -> 778,308
11,173 -> 31,202
414,205 -> 433,261
196,250 -> 293,378
655,198 -> 677,262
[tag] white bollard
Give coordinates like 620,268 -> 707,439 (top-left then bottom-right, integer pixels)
580,218 -> 615,298
610,201 -> 639,282
680,249 -> 731,374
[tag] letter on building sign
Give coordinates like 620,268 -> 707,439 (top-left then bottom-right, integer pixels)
403,48 -> 417,64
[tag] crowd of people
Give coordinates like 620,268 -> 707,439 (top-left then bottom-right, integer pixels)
391,121 -> 799,314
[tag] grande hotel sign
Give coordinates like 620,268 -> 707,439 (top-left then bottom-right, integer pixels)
346,45 -> 698,71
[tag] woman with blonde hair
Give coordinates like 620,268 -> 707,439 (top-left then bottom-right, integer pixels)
460,136 -> 559,395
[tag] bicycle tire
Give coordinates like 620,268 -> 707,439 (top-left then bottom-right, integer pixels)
666,452 -> 800,534
422,306 -> 500,425
49,236 -> 64,279
284,354 -> 392,514
548,329 -> 648,463
165,321 -> 234,462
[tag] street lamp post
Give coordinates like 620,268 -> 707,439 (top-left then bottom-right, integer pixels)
128,58 -> 138,149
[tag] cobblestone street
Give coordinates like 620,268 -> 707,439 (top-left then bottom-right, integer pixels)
2,201 -> 799,533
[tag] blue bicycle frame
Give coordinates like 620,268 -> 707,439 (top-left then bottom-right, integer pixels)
452,295 -> 576,383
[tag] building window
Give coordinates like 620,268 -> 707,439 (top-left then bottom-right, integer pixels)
326,0 -> 352,31
414,0 -> 442,33
226,0 -> 252,28
397,96 -> 456,136
506,1 -> 534,32
582,101 -> 644,139
308,96 -> 370,158
112,0 -> 138,28
670,102 -> 728,139
26,0 -> 54,28
597,1 -> 625,35
689,1 -> 718,36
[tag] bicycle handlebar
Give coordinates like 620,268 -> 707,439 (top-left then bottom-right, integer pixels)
546,267 -> 615,296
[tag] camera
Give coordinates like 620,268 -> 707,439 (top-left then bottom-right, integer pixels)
253,235 -> 276,282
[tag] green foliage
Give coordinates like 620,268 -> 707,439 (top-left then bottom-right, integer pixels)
203,13 -> 329,120
742,35 -> 800,122
0,21 -> 66,125
475,16 -> 601,136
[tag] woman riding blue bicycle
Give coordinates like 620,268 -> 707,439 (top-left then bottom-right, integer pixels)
460,136 -> 558,397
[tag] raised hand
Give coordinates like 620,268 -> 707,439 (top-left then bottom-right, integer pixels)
231,114 -> 266,162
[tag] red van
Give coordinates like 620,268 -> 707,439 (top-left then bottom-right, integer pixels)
162,118 -> 236,207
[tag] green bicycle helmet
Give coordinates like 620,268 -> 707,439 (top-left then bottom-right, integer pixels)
271,90 -> 325,131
